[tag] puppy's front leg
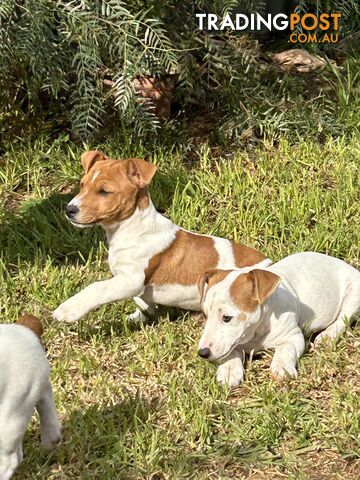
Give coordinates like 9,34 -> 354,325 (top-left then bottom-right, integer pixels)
37,381 -> 62,449
53,267 -> 145,323
270,328 -> 305,379
216,349 -> 245,387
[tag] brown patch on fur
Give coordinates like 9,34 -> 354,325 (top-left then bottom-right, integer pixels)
136,187 -> 150,210
81,150 -> 107,173
230,269 -> 281,312
238,312 -> 247,321
251,269 -> 281,304
73,155 -> 157,225
232,242 -> 266,267
197,269 -> 232,303
17,314 -> 43,339
230,274 -> 259,312
127,158 -> 157,189
145,230 -> 219,286
206,269 -> 231,287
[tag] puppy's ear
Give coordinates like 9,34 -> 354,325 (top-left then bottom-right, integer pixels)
127,158 -> 157,188
197,271 -> 212,304
197,269 -> 230,304
17,314 -> 43,339
81,150 -> 107,173
249,269 -> 281,304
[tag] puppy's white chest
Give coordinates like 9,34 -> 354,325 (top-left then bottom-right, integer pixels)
107,244 -> 147,276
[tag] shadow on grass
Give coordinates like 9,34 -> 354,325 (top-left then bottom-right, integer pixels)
0,192 -> 104,268
18,396 -> 159,480
19,394 -> 280,479
73,308 -> 190,344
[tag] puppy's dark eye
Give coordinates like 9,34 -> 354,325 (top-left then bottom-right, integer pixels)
98,189 -> 111,196
222,315 -> 233,323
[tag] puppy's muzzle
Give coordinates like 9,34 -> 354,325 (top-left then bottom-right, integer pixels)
65,204 -> 79,219
198,347 -> 211,359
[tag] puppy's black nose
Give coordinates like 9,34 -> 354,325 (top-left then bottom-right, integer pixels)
198,347 -> 211,359
65,204 -> 79,218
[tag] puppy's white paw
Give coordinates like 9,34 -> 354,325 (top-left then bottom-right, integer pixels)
270,363 -> 298,380
127,309 -> 148,323
216,363 -> 244,387
53,298 -> 86,323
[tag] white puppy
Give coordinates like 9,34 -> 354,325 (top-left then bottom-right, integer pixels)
0,315 -> 61,480
197,252 -> 360,386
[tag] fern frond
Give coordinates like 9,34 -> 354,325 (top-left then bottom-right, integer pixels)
0,0 -> 14,22
113,72 -> 134,114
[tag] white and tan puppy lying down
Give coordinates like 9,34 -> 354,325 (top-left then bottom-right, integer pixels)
0,315 -> 61,480
198,252 -> 360,386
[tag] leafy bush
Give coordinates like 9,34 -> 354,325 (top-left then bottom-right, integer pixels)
0,0 -> 359,143
0,0 -> 181,138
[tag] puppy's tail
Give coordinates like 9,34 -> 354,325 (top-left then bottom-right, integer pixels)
17,314 -> 44,339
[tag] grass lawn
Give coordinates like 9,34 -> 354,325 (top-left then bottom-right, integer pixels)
0,135 -> 359,479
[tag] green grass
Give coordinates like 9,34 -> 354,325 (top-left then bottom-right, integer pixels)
0,134 -> 359,479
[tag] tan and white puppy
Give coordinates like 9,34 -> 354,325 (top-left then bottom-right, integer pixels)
198,252 -> 360,386
53,150 -> 270,375
0,315 -> 61,480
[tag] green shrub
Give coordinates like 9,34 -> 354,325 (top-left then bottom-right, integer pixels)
0,1 -> 359,144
